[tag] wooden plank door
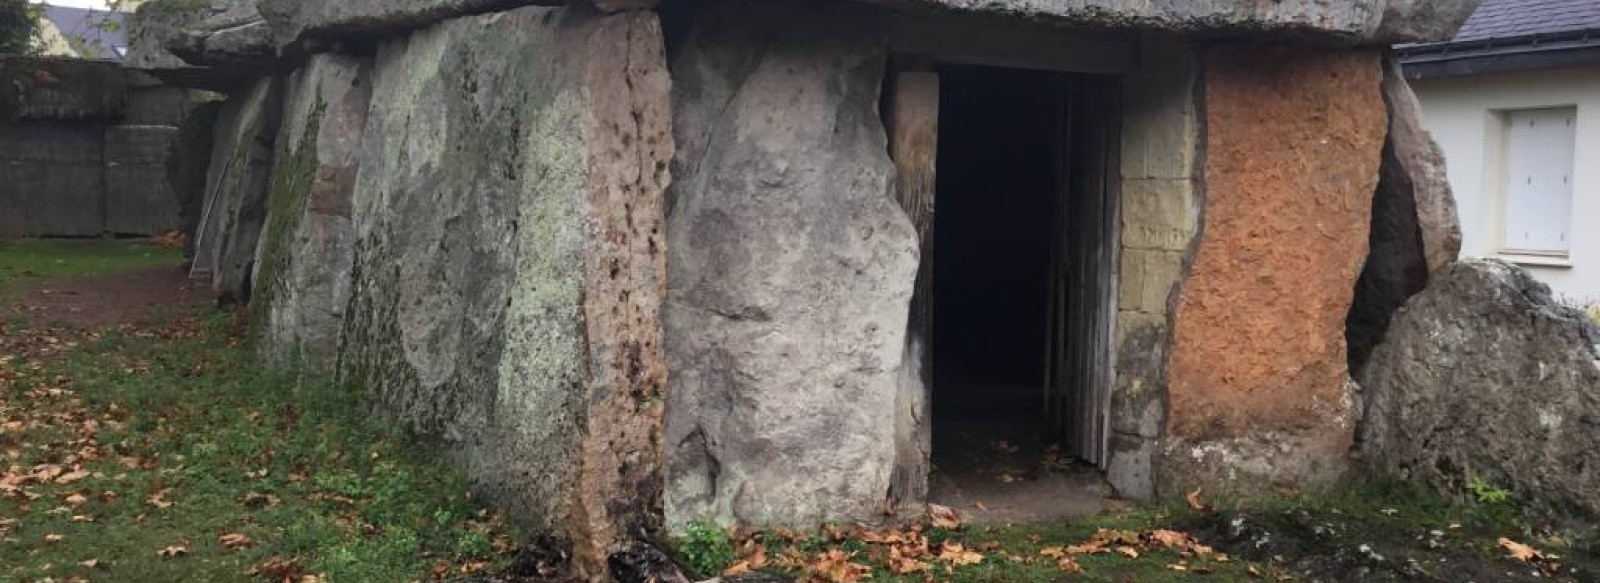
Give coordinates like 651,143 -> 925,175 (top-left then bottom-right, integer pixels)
886,66 -> 939,512
1043,76 -> 1121,467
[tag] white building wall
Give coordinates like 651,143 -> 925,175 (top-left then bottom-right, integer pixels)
1411,68 -> 1600,306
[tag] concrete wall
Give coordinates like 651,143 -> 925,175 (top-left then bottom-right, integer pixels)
0,57 -> 191,238
1411,68 -> 1600,306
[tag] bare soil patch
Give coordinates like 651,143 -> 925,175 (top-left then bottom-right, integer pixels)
1,266 -> 213,329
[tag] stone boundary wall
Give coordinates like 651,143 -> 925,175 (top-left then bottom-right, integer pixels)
0,56 -> 192,238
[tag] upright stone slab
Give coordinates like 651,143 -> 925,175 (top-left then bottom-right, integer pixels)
1362,260 -> 1600,517
1162,46 -> 1386,497
196,77 -> 282,302
1346,54 -> 1464,374
254,54 -> 372,370
663,0 -> 920,530
339,6 -> 671,579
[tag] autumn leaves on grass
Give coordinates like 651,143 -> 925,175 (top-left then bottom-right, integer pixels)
711,497 -> 1240,583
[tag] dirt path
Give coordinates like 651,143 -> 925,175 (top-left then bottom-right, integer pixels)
1,266 -> 214,329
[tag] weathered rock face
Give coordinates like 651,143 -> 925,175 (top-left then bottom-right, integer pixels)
338,6 -> 671,578
253,54 -> 372,370
861,0 -> 1479,43
1347,54 -> 1463,375
126,0 -> 224,71
196,76 -> 282,302
257,0 -> 659,51
1362,260 -> 1600,517
126,0 -> 261,90
170,2 -> 278,69
1163,46 -> 1386,497
663,0 -> 919,530
258,0 -> 548,50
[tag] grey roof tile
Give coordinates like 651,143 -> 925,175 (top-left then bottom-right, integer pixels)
1450,0 -> 1600,42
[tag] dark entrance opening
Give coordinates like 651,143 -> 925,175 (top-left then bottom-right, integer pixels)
922,65 -> 1119,523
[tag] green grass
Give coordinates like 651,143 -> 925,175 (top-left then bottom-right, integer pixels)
686,478 -> 1596,583
0,239 -> 183,291
0,315 -> 512,582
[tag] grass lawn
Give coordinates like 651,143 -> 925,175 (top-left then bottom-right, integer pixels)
673,481 -> 1599,583
0,247 -> 517,583
0,239 -> 184,292
0,315 -> 515,583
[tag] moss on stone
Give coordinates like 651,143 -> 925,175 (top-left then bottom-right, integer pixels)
133,0 -> 213,20
249,99 -> 325,342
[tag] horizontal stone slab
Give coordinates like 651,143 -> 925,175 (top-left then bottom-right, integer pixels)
863,0 -> 1478,44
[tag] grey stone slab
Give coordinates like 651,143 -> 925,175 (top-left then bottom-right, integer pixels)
1362,260 -> 1600,516
663,0 -> 920,530
337,7 -> 673,576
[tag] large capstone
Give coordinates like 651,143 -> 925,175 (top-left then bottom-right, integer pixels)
169,2 -> 279,70
258,0 -> 556,51
1361,260 -> 1600,517
1162,45 -> 1386,497
253,53 -> 372,370
126,0 -> 260,90
338,6 -> 671,578
663,0 -> 920,530
867,0 -> 1478,43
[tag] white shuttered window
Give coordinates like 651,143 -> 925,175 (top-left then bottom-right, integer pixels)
1502,107 -> 1576,255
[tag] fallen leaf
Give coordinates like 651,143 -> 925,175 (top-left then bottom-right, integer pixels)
79,558 -> 100,568
250,557 -> 309,580
937,541 -> 984,566
44,533 -> 64,543
64,493 -> 87,506
55,469 -> 90,484
809,549 -> 871,583
1499,537 -> 1543,562
928,504 -> 962,529
157,545 -> 188,557
242,491 -> 281,508
219,532 -> 252,550
1115,545 -> 1140,559
1056,556 -> 1083,573
1186,489 -> 1214,512
147,488 -> 173,509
